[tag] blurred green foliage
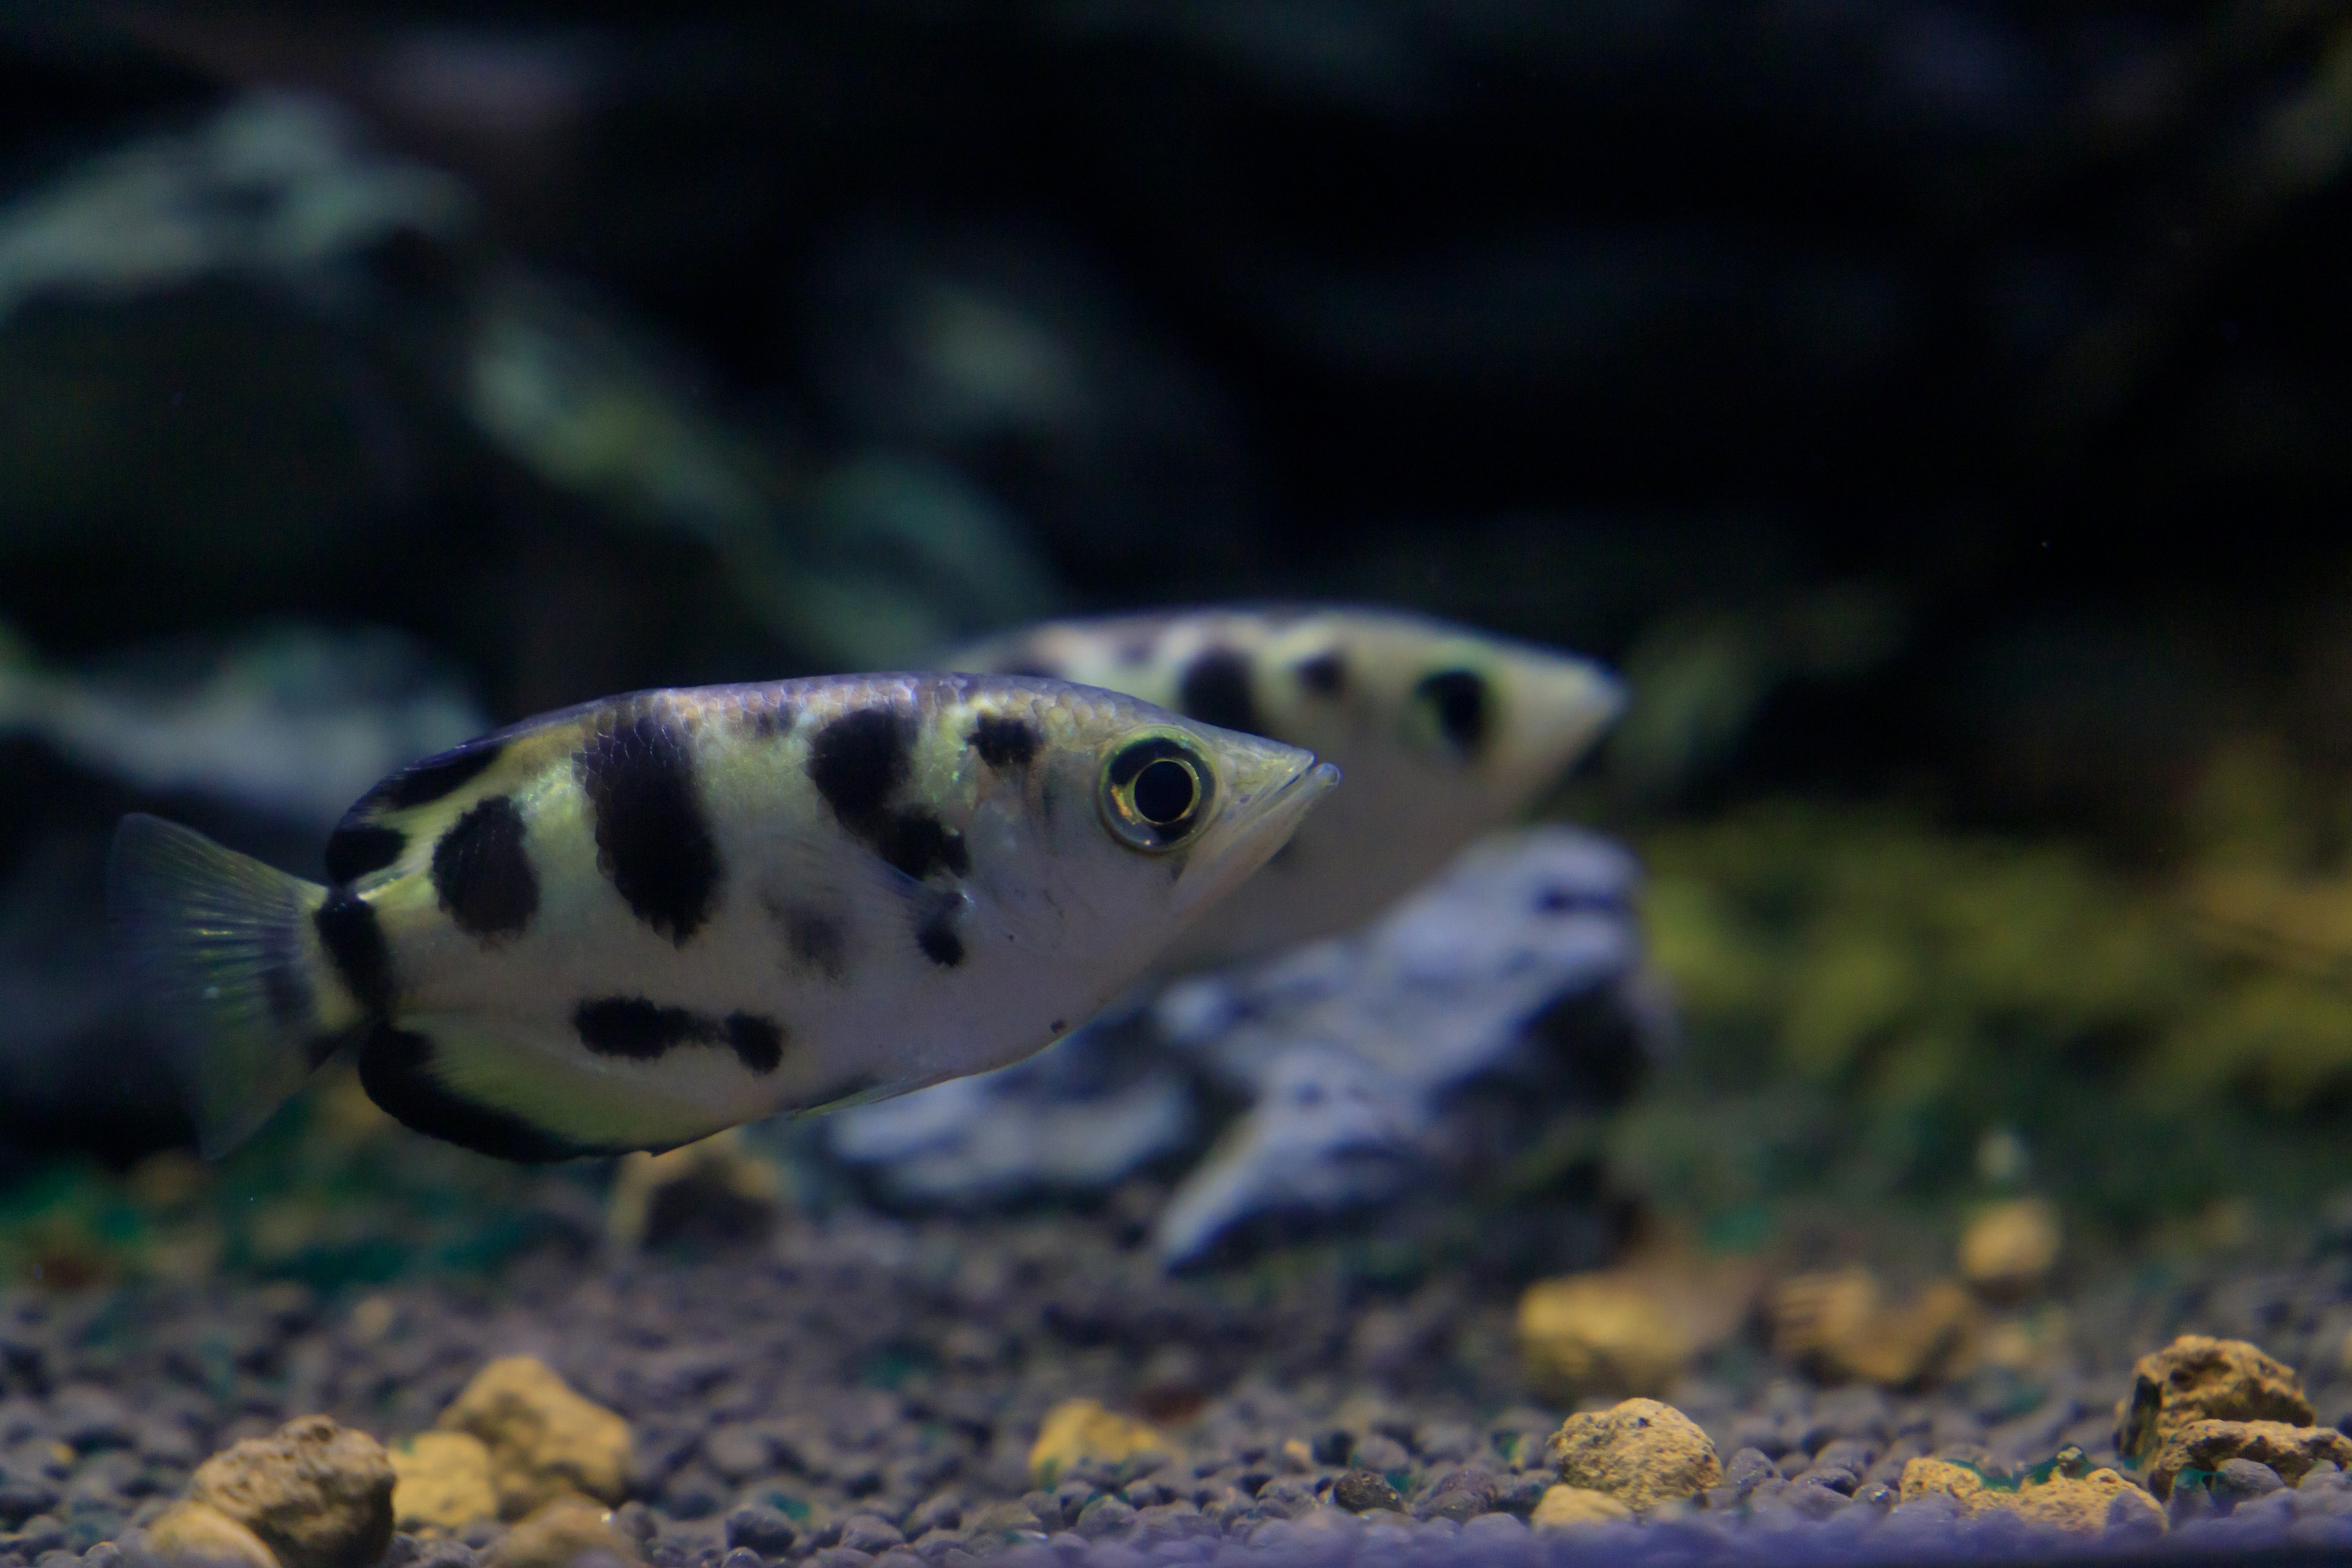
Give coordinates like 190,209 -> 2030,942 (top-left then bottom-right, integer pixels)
1616,790 -> 2352,1231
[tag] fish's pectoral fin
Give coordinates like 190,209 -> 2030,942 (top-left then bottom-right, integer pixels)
357,1016 -> 732,1162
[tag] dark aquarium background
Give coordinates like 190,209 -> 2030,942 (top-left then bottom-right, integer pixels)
9,6 -> 2352,1565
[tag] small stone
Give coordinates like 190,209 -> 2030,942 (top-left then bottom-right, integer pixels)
835,1517 -> 901,1555
1722,1449 -> 1776,1496
187,1417 -> 396,1568
2004,1471 -> 2164,1536
483,1496 -> 640,1568
1412,1474 -> 1493,1524
390,1435 -> 499,1536
1958,1200 -> 2060,1299
1023,1404 -> 1166,1491
1896,1458 -> 1983,1506
437,1360 -> 633,1517
722,1507 -> 795,1557
142,1504 -> 278,1568
1528,1486 -> 1630,1531
2215,1459 -> 2286,1506
1516,1278 -> 1689,1402
2148,1420 -> 2352,1499
1330,1472 -> 1402,1515
1546,1400 -> 1721,1512
1771,1270 -> 1978,1389
1071,1498 -> 1134,1540
2116,1337 -> 2313,1464
605,1130 -> 781,1252
961,1501 -> 1044,1544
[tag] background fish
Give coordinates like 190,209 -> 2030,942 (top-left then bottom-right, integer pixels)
946,606 -> 1623,963
107,674 -> 1334,1161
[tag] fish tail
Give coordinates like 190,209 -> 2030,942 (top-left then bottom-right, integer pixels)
107,813 -> 343,1158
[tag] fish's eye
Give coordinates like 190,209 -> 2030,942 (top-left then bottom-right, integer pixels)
1099,731 -> 1215,851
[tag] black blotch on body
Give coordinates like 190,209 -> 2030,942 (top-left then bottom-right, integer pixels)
968,714 -> 1040,769
766,894 -> 847,979
1417,668 -> 1491,756
724,1013 -> 785,1074
324,823 -> 407,884
575,996 -> 706,1059
576,712 -> 723,943
359,1026 -> 608,1163
1050,1018 -> 1068,1033
314,889 -> 393,1013
574,996 -> 786,1076
1294,649 -> 1346,696
766,893 -> 851,982
878,813 -> 969,881
369,737 -> 505,812
808,707 -> 912,827
1178,647 -> 1262,736
809,707 -> 970,880
431,795 -> 539,940
915,890 -> 965,968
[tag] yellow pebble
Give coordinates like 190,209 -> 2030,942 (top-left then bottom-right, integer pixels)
1027,1400 -> 1168,1489
391,1432 -> 500,1534
145,1502 -> 281,1568
1529,1485 -> 1633,1531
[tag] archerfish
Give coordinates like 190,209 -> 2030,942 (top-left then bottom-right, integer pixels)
946,606 -> 1622,963
107,674 -> 1335,1161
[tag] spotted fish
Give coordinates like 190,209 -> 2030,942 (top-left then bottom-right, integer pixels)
107,675 -> 1335,1161
946,606 -> 1622,963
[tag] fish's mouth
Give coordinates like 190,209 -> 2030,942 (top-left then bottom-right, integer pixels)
1169,753 -> 1340,919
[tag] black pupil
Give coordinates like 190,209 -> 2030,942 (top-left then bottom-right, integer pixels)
1132,758 -> 1197,824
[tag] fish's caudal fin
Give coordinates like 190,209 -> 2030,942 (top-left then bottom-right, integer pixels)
107,813 -> 344,1159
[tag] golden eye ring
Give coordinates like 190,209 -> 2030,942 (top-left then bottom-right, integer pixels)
1098,731 -> 1214,851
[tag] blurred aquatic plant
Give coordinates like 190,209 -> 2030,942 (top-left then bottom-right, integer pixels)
0,1066 -> 601,1291
1623,781 -> 2352,1224
0,92 -> 1064,675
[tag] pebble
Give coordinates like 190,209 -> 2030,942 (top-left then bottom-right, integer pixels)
2149,1418 -> 2352,1498
1515,1275 -> 1687,1403
436,1360 -> 633,1517
142,1502 -> 278,1568
1327,1471 -> 1400,1514
1529,1485 -> 1630,1531
1958,1200 -> 2062,1299
483,1496 -> 641,1568
389,1434 -> 499,1535
1023,1406 -> 1163,1493
2116,1334 -> 2313,1463
186,1416 -> 396,1568
1547,1399 -> 1721,1512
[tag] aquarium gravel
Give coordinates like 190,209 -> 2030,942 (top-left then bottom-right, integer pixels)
6,1202 -> 2352,1568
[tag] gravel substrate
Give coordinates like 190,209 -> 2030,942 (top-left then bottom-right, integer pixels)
7,1206 -> 2352,1567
